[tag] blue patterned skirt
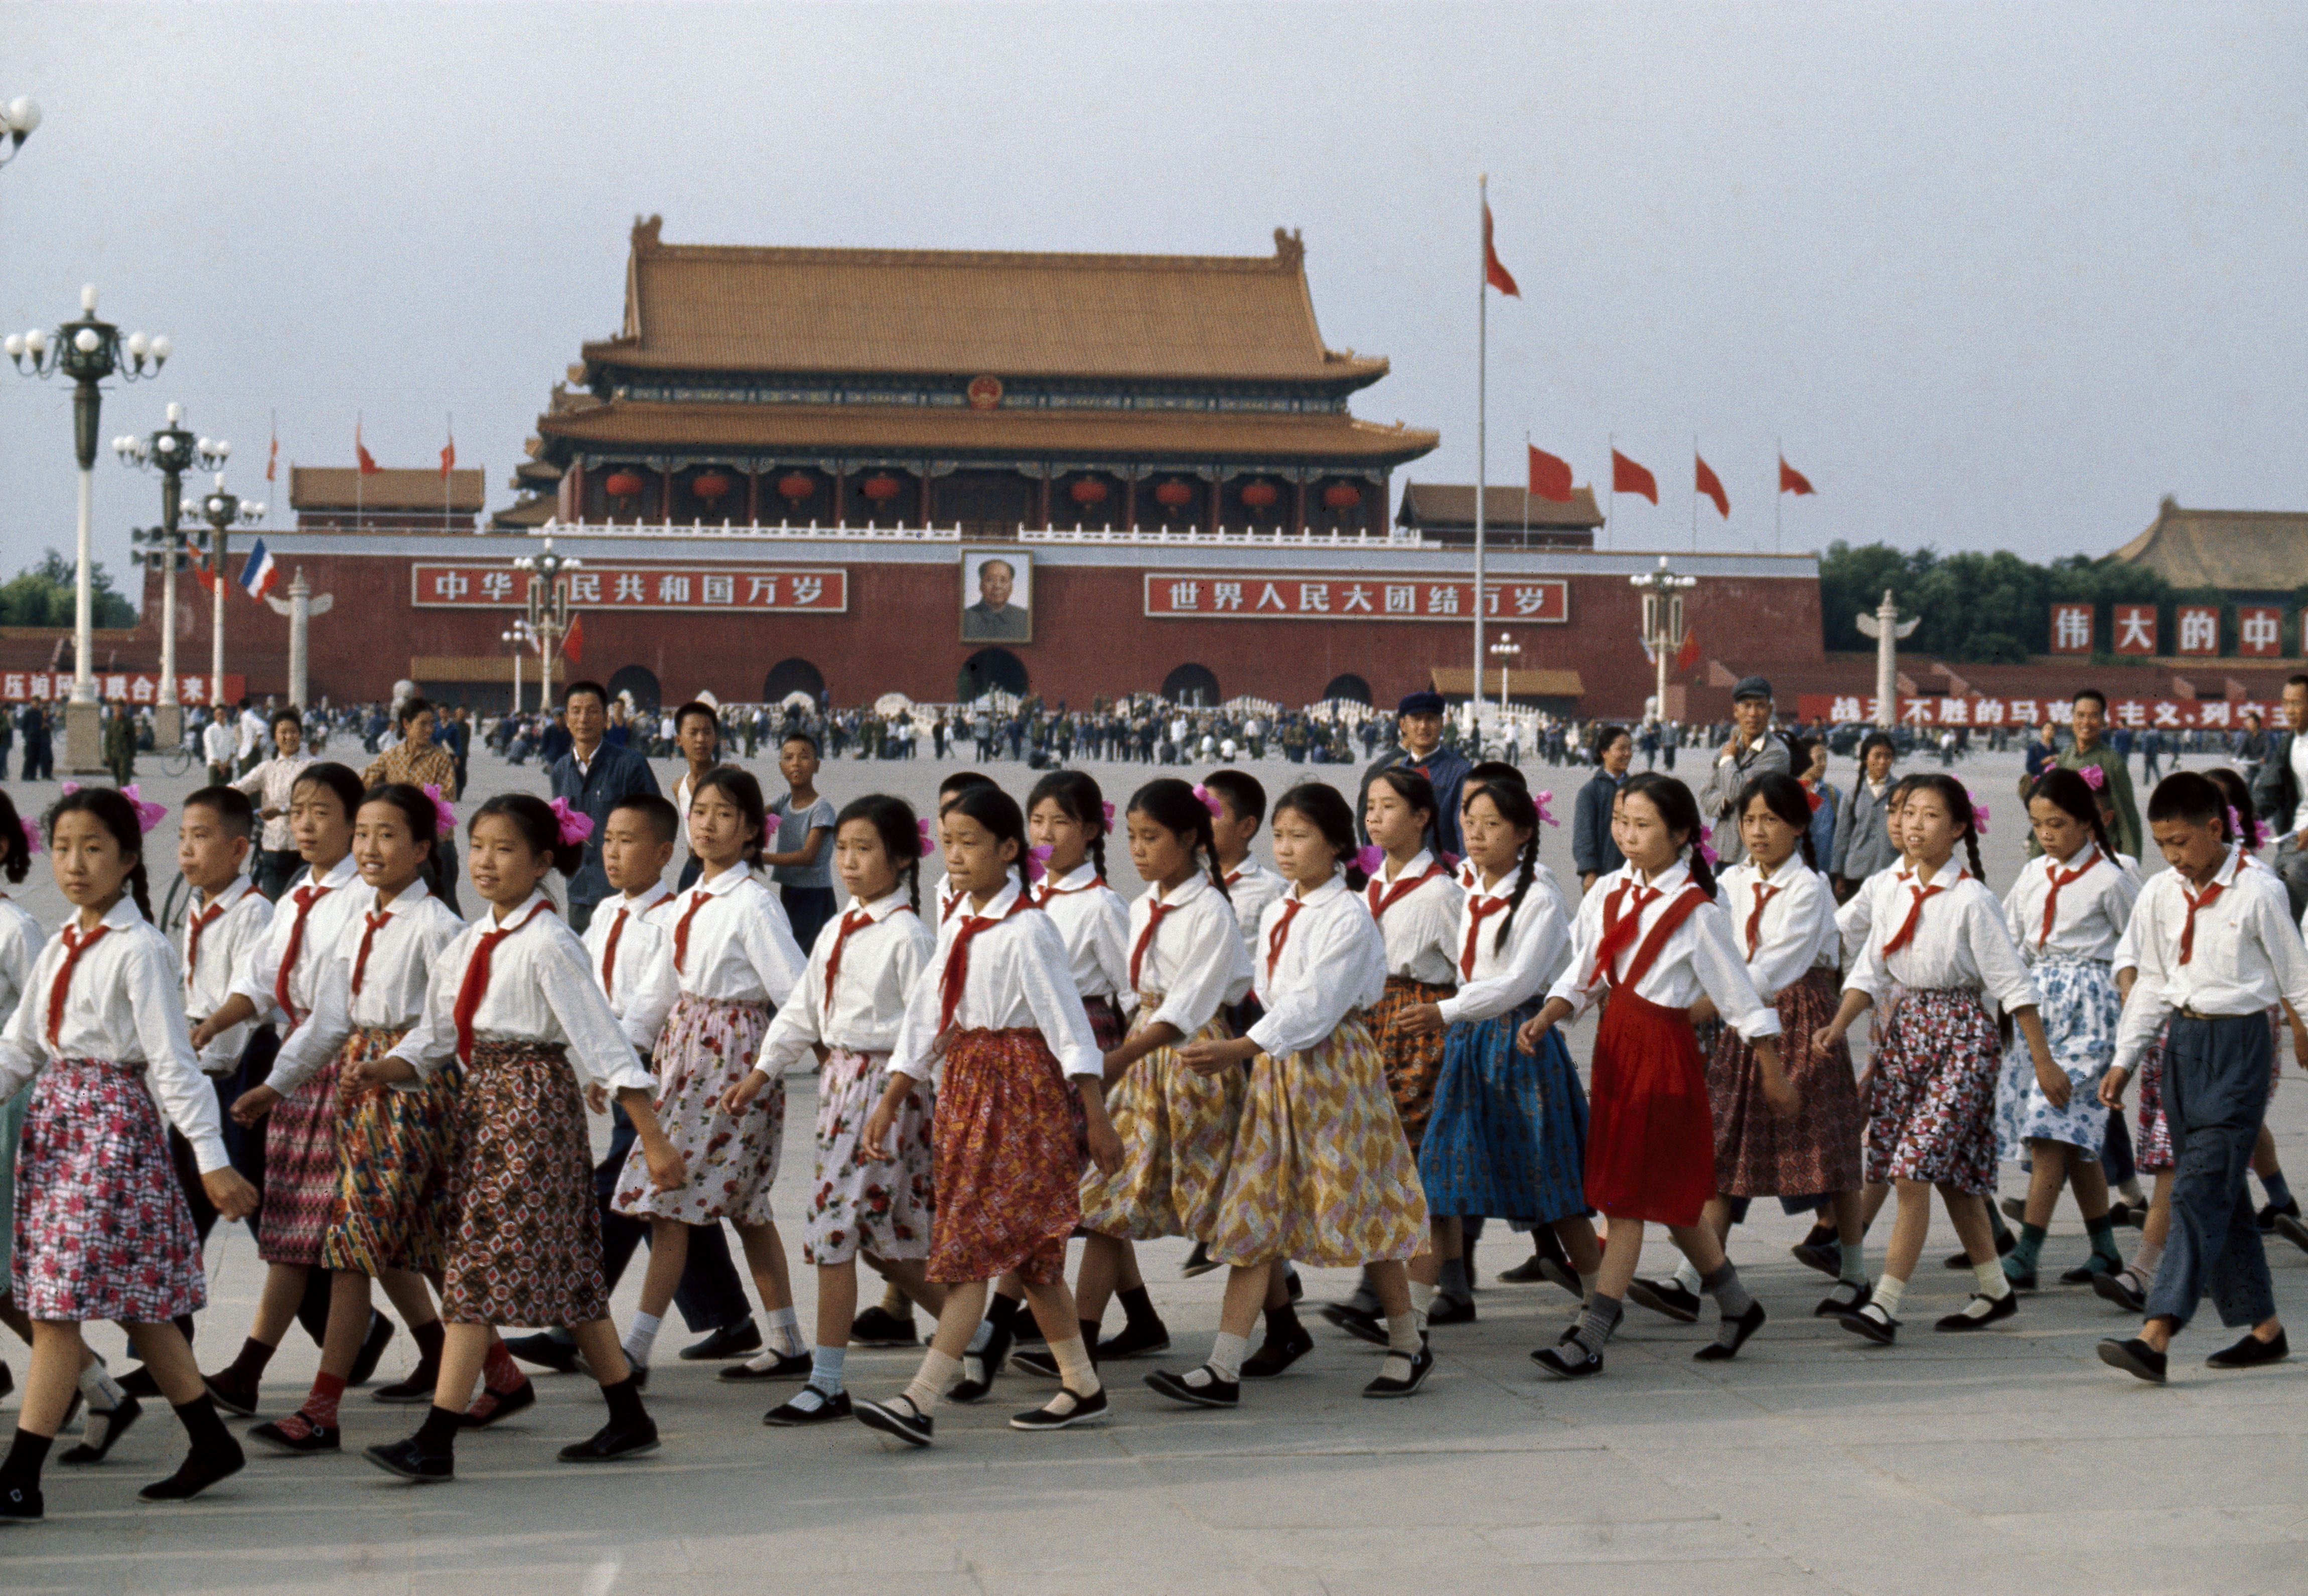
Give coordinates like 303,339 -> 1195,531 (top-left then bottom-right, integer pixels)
1417,1004 -> 1589,1224
1996,956 -> 2118,1158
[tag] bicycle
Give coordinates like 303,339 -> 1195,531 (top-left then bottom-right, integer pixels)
158,743 -> 200,778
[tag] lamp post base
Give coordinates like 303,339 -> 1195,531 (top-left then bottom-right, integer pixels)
63,699 -> 105,775
153,702 -> 183,747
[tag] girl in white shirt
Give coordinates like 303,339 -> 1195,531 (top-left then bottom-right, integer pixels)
1702,773 -> 1867,1317
1815,773 -> 2056,1345
725,794 -> 941,1427
231,784 -> 466,1453
0,786 -> 260,1518
360,793 -> 684,1482
1360,768 -> 1462,1220
614,766 -> 809,1378
849,784 -> 1123,1446
1149,783 -> 1434,1409
1519,773 -> 1796,1377
1410,778 -> 1596,1323
1071,779 -> 1254,1374
1996,767 -> 2139,1290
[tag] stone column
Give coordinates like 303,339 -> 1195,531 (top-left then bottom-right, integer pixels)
264,567 -> 334,707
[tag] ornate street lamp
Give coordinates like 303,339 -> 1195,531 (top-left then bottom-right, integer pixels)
0,96 -> 39,170
1489,631 -> 1522,718
118,405 -> 228,742
1631,555 -> 1697,728
7,285 -> 170,769
512,538 -> 583,705
186,472 -> 265,710
501,621 -> 539,715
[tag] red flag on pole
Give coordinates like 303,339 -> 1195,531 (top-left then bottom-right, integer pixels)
561,614 -> 585,664
265,432 -> 277,484
1694,454 -> 1729,519
440,433 -> 456,478
1482,204 -> 1519,298
356,422 -> 381,476
1778,456 -> 1815,496
1611,449 -> 1658,504
1675,627 -> 1701,673
1527,445 -> 1573,504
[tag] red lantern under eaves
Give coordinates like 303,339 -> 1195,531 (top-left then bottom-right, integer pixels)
777,473 -> 815,502
1322,483 -> 1363,510
1068,478 -> 1109,506
603,470 -> 645,500
690,471 -> 731,503
1152,480 -> 1194,508
1238,480 -> 1279,509
861,475 -> 902,503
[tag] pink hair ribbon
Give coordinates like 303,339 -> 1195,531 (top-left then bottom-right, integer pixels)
421,783 -> 457,835
1023,842 -> 1054,883
547,796 -> 594,845
1354,843 -> 1387,875
1534,789 -> 1559,828
18,817 -> 40,856
1190,784 -> 1223,817
119,784 -> 169,834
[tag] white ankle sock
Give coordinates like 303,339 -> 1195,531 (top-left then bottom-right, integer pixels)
1972,1259 -> 2012,1300
1047,1335 -> 1103,1397
1872,1275 -> 1908,1319
766,1306 -> 804,1357
902,1348 -> 961,1414
622,1310 -> 662,1369
2132,1238 -> 2165,1275
1206,1330 -> 1250,1384
77,1359 -> 124,1412
1409,1279 -> 1436,1332
1672,1258 -> 1702,1294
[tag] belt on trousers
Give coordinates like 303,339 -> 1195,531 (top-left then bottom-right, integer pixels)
2176,1006 -> 2258,1022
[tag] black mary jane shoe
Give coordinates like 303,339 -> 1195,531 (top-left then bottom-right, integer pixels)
2097,1337 -> 2167,1384
1240,1323 -> 1316,1379
853,1395 -> 936,1446
1425,1294 -> 1477,1327
1693,1301 -> 1767,1362
1529,1342 -> 1603,1380
679,1319 -> 762,1361
1625,1277 -> 1701,1324
1934,1291 -> 2018,1332
1142,1365 -> 1239,1409
1362,1345 -> 1436,1398
248,1416 -> 340,1456
373,1363 -> 444,1404
1095,1318 -> 1173,1359
1837,1304 -> 1899,1346
364,1437 -> 455,1482
460,1380 -> 537,1428
2091,1268 -> 2148,1315
1009,1385 -> 1110,1430
717,1349 -> 812,1382
847,1305 -> 919,1348
2205,1328 -> 2289,1370
58,1393 -> 144,1465
765,1387 -> 853,1427
0,1482 -> 41,1523
501,1332 -> 584,1374
558,1416 -> 661,1463
347,1313 -> 396,1388
1813,1280 -> 1870,1319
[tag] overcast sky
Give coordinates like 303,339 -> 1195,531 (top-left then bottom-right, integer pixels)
3,1 -> 2302,583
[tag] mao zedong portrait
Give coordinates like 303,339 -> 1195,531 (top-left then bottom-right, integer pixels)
962,556 -> 1031,642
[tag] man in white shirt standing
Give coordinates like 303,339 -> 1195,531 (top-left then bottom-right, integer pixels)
203,706 -> 237,786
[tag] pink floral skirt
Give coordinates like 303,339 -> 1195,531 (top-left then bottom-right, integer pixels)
1863,986 -> 2000,1195
14,1059 -> 206,1323
614,992 -> 779,1225
928,1028 -> 1083,1285
804,1048 -> 934,1265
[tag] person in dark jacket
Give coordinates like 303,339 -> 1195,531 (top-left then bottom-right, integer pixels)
1356,690 -> 1473,856
1572,723 -> 1632,891
547,680 -> 662,932
2251,674 -> 2308,917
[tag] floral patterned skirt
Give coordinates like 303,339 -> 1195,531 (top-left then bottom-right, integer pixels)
0,1084 -> 29,1284
805,1049 -> 934,1265
614,992 -> 779,1226
1079,1002 -> 1243,1242
1710,968 -> 1863,1198
1996,957 -> 2118,1158
259,1055 -> 342,1267
442,1039 -> 605,1327
2138,1009 -> 2278,1174
1371,975 -> 1456,1150
1864,985 -> 2001,1195
929,1028 -> 1084,1286
1209,1018 -> 1430,1269
1419,1004 -> 1589,1223
1586,989 -> 1716,1225
14,1059 -> 206,1323
322,1026 -> 460,1275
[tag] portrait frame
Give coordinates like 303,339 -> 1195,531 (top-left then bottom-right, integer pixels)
960,547 -> 1034,645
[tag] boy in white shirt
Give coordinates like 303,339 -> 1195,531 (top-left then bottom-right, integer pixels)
174,787 -> 277,1234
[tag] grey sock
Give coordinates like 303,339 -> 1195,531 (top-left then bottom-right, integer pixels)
1569,1292 -> 1623,1357
1438,1255 -> 1472,1300
1838,1240 -> 1867,1285
1701,1260 -> 1755,1319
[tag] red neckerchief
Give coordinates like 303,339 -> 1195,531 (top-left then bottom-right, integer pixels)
937,892 -> 1035,1033
47,922 -> 111,1049
2038,847 -> 2097,949
274,879 -> 334,1025
1744,883 -> 1781,959
1265,896 -> 1307,980
822,907 -> 876,1006
1583,878 -> 1660,990
1368,859 -> 1448,923
2179,876 -> 2226,965
453,900 -> 554,1063
1883,869 -> 1962,955
1130,895 -> 1180,993
351,909 -> 393,997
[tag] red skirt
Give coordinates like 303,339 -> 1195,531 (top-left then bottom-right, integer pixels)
927,1028 -> 1084,1286
1584,988 -> 1715,1226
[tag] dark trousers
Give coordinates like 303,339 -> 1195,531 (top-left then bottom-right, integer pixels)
2100,1107 -> 2137,1189
2144,1013 -> 2278,1330
252,847 -> 303,902
594,1101 -> 750,1332
781,886 -> 838,957
2272,845 -> 2308,921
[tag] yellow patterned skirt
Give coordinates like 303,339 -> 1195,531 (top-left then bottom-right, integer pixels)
1208,1016 -> 1431,1269
1079,1003 -> 1244,1242
321,1025 -> 462,1275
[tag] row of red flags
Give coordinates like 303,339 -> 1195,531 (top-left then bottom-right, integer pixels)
254,422 -> 459,484
1486,202 -> 1817,518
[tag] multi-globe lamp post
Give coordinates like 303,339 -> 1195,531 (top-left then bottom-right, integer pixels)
186,471 -> 265,713
7,286 -> 171,770
0,95 -> 38,169
512,538 -> 583,708
1631,555 -> 1697,729
116,405 -> 228,744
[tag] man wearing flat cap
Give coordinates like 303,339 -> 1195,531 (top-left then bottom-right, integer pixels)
1358,690 -> 1473,856
1699,675 -> 1790,866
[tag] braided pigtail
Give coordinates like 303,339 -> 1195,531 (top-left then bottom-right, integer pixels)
127,857 -> 155,923
1962,825 -> 1985,882
905,857 -> 921,916
1089,826 -> 1109,884
1686,840 -> 1719,898
1199,809 -> 1229,899
1497,825 -> 1540,955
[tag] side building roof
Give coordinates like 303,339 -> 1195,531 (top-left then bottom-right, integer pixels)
2107,496 -> 2308,593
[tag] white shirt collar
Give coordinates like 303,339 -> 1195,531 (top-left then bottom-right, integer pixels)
851,887 -> 911,923
489,887 -> 554,928
304,853 -> 361,893
372,875 -> 434,917
1631,857 -> 1693,894
689,861 -> 752,899
89,896 -> 145,934
1151,871 -> 1211,909
958,879 -> 1025,922
1045,860 -> 1102,893
1289,871 -> 1351,907
618,884 -> 676,913
1381,848 -> 1436,884
195,874 -> 259,914
2043,842 -> 2100,880
1469,861 -> 1524,902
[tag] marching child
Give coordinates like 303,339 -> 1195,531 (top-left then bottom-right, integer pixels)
850,784 -> 1123,1445
360,793 -> 684,1479
1205,769 -> 1285,969
1995,767 -> 2137,1289
0,786 -> 262,1519
2096,772 -> 2305,1381
1519,773 -> 1796,1376
1147,783 -> 1435,1408
233,783 -> 467,1454
1814,774 -> 2051,1345
1066,779 -> 1254,1376
725,794 -> 942,1425
193,763 -> 383,1413
616,767 -> 809,1380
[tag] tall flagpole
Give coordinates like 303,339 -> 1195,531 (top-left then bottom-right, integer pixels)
1690,432 -> 1699,552
1607,431 -> 1615,554
1473,173 -> 1487,738
1774,434 -> 1783,553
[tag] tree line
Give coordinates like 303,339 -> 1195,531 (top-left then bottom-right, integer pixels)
0,550 -> 139,630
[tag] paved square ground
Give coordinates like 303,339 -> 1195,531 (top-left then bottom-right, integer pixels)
3,741 -> 2302,1594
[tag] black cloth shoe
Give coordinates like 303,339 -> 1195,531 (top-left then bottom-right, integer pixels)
1789,1240 -> 1841,1278
138,1440 -> 245,1501
1284,1267 -> 1304,1302
460,1380 -> 536,1428
1362,1345 -> 1436,1398
1535,1258 -> 1584,1297
679,1319 -> 762,1361
1425,1294 -> 1477,1326
501,1332 -> 584,1374
1322,1304 -> 1391,1348
2097,1336 -> 2167,1383
248,1416 -> 340,1456
1934,1291 -> 2019,1332
1010,1385 -> 1110,1430
1814,1279 -> 1871,1318
2003,1268 -> 2039,1291
1241,1322 -> 1316,1378
1179,1241 -> 1221,1278
1626,1277 -> 1701,1324
373,1363 -> 443,1404
1999,1197 -> 2028,1223
558,1415 -> 660,1463
847,1305 -> 919,1348
1694,1300 -> 1768,1362
765,1386 -> 853,1426
1497,1251 -> 1553,1284
854,1395 -> 936,1446
717,1350 -> 812,1382
0,1482 -> 40,1523
1095,1318 -> 1172,1359
2206,1328 -> 2290,1370
201,1367 -> 260,1418
1143,1365 -> 1239,1408
2254,1198 -> 2300,1234
2092,1267 -> 2149,1314
2108,1199 -> 2146,1230
1007,1347 -> 1062,1380
1943,1231 -> 2015,1269
2060,1255 -> 2121,1285
346,1313 -> 395,1388
117,1364 -> 163,1400
1529,1343 -> 1603,1379
1837,1303 -> 1898,1346
58,1394 -> 143,1465
2274,1212 -> 2308,1256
